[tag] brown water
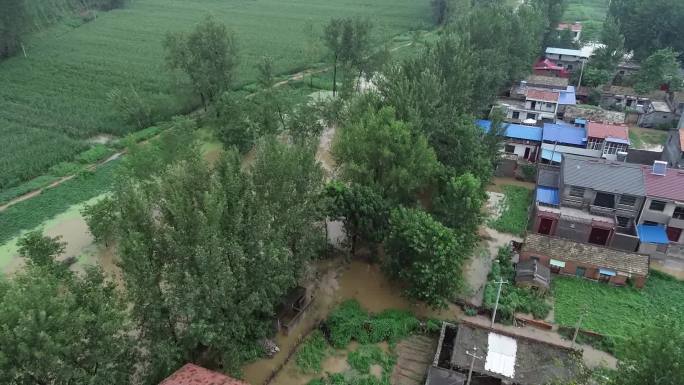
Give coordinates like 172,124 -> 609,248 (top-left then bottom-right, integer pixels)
241,259 -> 462,385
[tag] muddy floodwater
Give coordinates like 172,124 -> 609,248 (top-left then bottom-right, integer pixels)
241,259 -> 461,385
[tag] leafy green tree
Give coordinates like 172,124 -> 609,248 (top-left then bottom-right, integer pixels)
385,207 -> 467,308
215,91 -> 255,152
611,318 -> 683,385
112,139 -> 324,380
332,107 -> 439,204
433,173 -> 486,247
587,17 -> 625,77
82,196 -> 117,247
287,102 -> 325,144
251,56 -> 289,135
610,0 -> 684,61
0,265 -> 137,384
107,84 -> 152,129
0,0 -> 29,59
322,17 -> 372,96
324,181 -> 390,255
17,229 -> 66,269
580,67 -> 613,88
164,16 -> 239,108
634,48 -> 683,93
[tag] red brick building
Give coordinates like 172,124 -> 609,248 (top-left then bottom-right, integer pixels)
160,364 -> 250,385
520,233 -> 649,288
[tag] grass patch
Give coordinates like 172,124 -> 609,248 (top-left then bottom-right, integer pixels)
489,185 -> 533,236
75,144 -> 115,164
327,300 -> 419,349
484,246 -> 551,322
629,128 -> 668,149
553,271 -> 684,354
0,175 -> 60,206
347,345 -> 393,374
563,0 -> 610,41
0,161 -> 119,244
296,330 -> 329,373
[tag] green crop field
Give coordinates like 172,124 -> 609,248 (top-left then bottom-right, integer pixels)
0,0 -> 430,190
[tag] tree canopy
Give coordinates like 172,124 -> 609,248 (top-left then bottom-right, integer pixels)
634,48 -> 683,94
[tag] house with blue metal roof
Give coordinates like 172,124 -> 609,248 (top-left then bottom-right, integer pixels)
477,120 -> 542,162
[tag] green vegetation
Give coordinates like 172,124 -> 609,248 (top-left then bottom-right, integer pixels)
553,271 -> 684,348
0,174 -> 59,206
0,160 -> 118,244
484,247 -> 551,322
0,0 -> 429,190
489,185 -> 533,236
563,0 -> 610,41
347,345 -> 393,374
327,300 -> 419,349
296,331 -> 329,373
629,128 -> 668,149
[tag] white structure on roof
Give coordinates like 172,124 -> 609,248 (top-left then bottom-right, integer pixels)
484,333 -> 517,378
545,47 -> 589,72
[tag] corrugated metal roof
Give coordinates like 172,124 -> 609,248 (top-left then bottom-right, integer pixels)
543,122 -> 586,145
522,234 -> 649,276
159,364 -> 250,385
637,224 -> 670,245
557,86 -> 577,105
541,149 -> 562,163
545,47 -> 587,57
641,165 -> 684,201
587,121 -> 630,141
536,186 -> 560,205
562,154 -> 645,195
504,124 -> 543,141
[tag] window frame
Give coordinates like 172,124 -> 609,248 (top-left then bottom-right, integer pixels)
569,186 -> 585,198
673,207 -> 684,220
649,200 -> 667,212
619,195 -> 637,207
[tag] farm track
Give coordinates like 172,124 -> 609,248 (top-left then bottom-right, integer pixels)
0,41 -> 416,213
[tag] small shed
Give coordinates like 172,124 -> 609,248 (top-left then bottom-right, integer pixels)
515,259 -> 551,290
275,286 -> 312,334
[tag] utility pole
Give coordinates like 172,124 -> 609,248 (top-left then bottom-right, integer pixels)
465,347 -> 484,385
490,279 -> 508,327
577,59 -> 586,89
571,306 -> 589,348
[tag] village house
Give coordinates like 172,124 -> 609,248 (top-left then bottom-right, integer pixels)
426,321 -> 582,385
539,121 -> 601,163
544,47 -> 589,72
533,57 -> 570,78
556,22 -> 582,42
533,154 -> 644,252
598,85 -> 682,128
636,161 -> 684,259
510,75 -> 569,96
600,85 -> 664,113
159,364 -> 250,385
585,121 -> 630,159
637,100 -> 679,128
477,120 -> 542,161
504,78 -> 577,123
662,127 -> 684,168
520,233 -> 650,288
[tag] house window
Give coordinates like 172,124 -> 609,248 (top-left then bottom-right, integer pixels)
526,113 -> 536,120
569,186 -> 585,198
504,144 -> 515,153
567,64 -> 574,70
575,267 -> 586,277
616,216 -> 631,228
545,102 -> 554,108
603,142 -> 625,155
619,195 -> 637,206
588,138 -> 603,150
599,273 -> 612,283
649,200 -> 667,212
673,207 -> 684,220
593,192 -> 615,208
512,111 -> 520,120
644,221 -> 659,226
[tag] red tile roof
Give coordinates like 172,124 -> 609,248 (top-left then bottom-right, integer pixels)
557,22 -> 582,32
534,58 -> 563,71
586,121 -> 629,141
526,89 -> 559,102
679,129 -> 684,150
160,364 -> 250,385
642,166 -> 684,202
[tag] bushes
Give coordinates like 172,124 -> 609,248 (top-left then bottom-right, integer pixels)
75,145 -> 115,164
296,330 -> 329,373
327,300 -> 419,349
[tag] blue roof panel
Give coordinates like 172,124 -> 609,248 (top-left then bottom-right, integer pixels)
476,119 -> 492,133
541,149 -> 562,163
536,186 -> 560,205
558,86 -> 577,105
637,224 -> 670,244
504,124 -> 543,141
543,123 -> 586,146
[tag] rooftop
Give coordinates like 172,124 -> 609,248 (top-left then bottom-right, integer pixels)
534,58 -> 564,71
557,22 -> 582,32
526,88 -> 559,102
476,120 -> 543,142
641,165 -> 684,202
545,47 -> 588,58
525,75 -> 569,88
543,122 -> 586,146
563,105 -> 625,125
562,154 -> 645,196
450,322 -> 581,385
558,86 -> 577,105
586,121 -> 629,142
601,85 -> 667,100
522,234 -> 650,276
516,259 -> 551,288
159,364 -> 249,385
650,101 -> 672,113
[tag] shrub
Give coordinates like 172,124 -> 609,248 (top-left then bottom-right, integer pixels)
296,330 -> 329,373
75,145 -> 114,164
49,162 -> 82,177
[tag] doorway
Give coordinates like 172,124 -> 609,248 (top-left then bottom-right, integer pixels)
524,147 -> 531,160
588,227 -> 611,246
667,226 -> 682,242
538,217 -> 554,235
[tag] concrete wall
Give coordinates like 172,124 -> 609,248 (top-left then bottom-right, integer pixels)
556,216 -> 591,243
495,158 -> 517,177
506,142 -> 538,160
560,186 -> 643,219
519,252 -> 645,288
525,100 -> 557,113
638,111 -> 677,128
639,197 -> 684,242
610,232 -> 640,252
662,129 -> 683,168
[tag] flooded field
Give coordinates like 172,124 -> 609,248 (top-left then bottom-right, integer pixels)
241,259 -> 461,385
